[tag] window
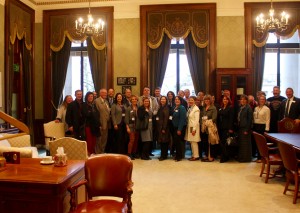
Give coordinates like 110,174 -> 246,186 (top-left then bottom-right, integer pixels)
262,30 -> 300,98
63,41 -> 95,99
161,39 -> 195,96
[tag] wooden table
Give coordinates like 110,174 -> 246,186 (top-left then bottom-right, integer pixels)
0,158 -> 85,213
264,133 -> 300,149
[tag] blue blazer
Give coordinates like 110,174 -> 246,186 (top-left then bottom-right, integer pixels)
172,105 -> 187,131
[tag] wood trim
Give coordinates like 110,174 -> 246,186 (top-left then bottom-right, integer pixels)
0,111 -> 30,134
4,0 -> 35,120
140,3 -> 217,95
43,7 -> 114,121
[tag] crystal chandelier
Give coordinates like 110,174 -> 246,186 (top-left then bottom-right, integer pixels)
256,0 -> 289,33
75,0 -> 105,36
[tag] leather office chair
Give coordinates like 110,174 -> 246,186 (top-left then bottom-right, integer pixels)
278,142 -> 300,204
252,132 -> 283,183
278,117 -> 300,133
68,154 -> 133,213
49,137 -> 88,160
43,121 -> 65,153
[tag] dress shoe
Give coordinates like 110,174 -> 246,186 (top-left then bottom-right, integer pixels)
202,158 -> 214,162
158,157 -> 167,161
175,158 -> 182,162
141,157 -> 152,160
189,157 -> 200,161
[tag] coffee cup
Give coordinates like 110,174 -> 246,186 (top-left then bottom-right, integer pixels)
53,154 -> 67,167
42,156 -> 53,162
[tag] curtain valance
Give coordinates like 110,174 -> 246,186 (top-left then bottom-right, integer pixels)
50,15 -> 106,52
253,7 -> 300,47
9,4 -> 32,50
147,11 -> 209,49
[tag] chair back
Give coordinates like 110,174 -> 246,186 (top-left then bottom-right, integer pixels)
85,154 -> 133,199
278,142 -> 299,174
43,121 -> 65,149
278,117 -> 300,133
49,137 -> 88,160
252,131 -> 269,158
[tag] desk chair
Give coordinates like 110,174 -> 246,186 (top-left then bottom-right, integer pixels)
278,142 -> 300,204
252,131 -> 283,183
49,137 -> 88,160
68,154 -> 133,213
278,117 -> 300,133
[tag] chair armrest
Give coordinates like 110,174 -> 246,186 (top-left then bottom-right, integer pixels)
68,179 -> 87,211
268,147 -> 278,151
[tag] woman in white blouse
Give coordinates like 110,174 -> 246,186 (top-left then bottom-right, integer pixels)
253,95 -> 270,162
55,95 -> 73,133
184,96 -> 201,161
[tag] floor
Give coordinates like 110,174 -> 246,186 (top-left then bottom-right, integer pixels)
131,150 -> 299,213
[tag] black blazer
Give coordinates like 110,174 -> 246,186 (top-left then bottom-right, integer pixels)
279,97 -> 300,120
217,106 -> 234,131
237,104 -> 253,132
66,100 -> 84,133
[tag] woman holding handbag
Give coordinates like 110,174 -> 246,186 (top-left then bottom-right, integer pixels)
137,97 -> 153,160
217,95 -> 234,163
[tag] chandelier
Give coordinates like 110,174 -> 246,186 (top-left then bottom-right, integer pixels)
256,0 -> 289,33
75,0 -> 105,36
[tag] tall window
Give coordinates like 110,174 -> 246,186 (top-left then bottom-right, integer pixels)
262,30 -> 300,98
161,39 -> 195,96
63,41 -> 95,99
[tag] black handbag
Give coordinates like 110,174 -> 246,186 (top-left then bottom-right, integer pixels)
136,116 -> 149,131
226,133 -> 238,146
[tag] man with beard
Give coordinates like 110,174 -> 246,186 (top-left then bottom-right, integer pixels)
267,86 -> 286,133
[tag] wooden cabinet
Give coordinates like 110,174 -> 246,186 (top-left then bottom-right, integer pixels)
216,68 -> 252,102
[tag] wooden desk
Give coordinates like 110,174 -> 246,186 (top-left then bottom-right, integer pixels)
0,158 -> 85,213
264,133 -> 300,149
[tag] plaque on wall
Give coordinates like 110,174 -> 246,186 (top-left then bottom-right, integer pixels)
127,77 -> 137,85
117,77 -> 128,85
122,86 -> 132,94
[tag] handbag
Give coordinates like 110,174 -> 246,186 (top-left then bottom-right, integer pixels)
226,133 -> 238,146
136,116 -> 149,131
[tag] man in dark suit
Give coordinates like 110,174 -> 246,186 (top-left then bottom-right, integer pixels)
279,87 -> 300,121
66,90 -> 84,140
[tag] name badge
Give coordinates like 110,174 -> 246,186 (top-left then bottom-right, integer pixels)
149,118 -> 152,122
122,113 -> 125,117
130,110 -> 134,113
202,116 -> 208,120
156,117 -> 159,121
169,116 -> 173,120
132,117 -> 135,121
175,110 -> 178,112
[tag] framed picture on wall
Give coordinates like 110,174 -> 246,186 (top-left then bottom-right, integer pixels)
122,86 -> 132,94
117,77 -> 128,85
127,77 -> 137,85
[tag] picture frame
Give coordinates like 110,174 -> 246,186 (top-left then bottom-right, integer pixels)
127,77 -> 137,85
117,77 -> 128,85
122,86 -> 131,94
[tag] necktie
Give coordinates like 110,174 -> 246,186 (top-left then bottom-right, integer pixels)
284,99 -> 290,117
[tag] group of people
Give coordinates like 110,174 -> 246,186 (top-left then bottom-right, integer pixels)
54,85 -> 300,163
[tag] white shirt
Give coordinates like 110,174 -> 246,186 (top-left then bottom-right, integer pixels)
253,105 -> 270,131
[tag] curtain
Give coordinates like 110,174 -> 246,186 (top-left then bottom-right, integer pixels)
87,37 -> 107,93
184,33 -> 207,93
149,34 -> 171,92
51,38 -> 72,118
253,46 -> 266,94
22,39 -> 34,144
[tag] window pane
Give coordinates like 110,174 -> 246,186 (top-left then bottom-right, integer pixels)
266,33 -> 278,43
179,49 -> 195,96
261,52 -> 277,98
82,53 -> 95,95
280,53 -> 300,97
63,53 -> 81,99
161,52 -> 177,95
